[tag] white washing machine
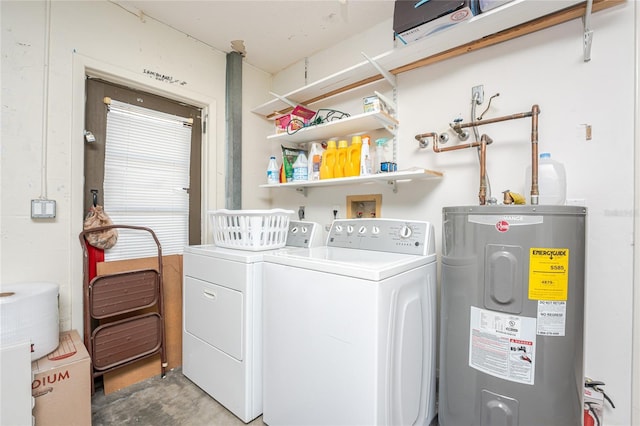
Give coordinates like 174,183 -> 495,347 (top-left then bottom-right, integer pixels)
182,221 -> 321,423
262,218 -> 437,426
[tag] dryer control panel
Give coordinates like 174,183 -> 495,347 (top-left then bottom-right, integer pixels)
286,221 -> 322,248
327,219 -> 435,256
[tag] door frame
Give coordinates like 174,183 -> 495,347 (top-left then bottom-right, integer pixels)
71,52 -> 218,335
84,78 -> 203,247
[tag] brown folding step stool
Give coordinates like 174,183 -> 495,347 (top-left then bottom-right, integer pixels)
79,224 -> 167,394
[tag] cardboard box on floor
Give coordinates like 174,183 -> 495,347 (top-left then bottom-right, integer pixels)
31,330 -> 91,426
96,254 -> 183,395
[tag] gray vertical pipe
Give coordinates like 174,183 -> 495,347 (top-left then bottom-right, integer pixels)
225,51 -> 243,209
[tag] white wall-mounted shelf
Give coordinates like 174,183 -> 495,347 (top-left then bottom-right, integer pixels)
260,168 -> 443,195
267,111 -> 398,144
251,0 -> 616,118
254,0 -> 620,194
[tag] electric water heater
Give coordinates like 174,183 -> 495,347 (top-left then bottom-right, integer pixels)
439,205 -> 586,426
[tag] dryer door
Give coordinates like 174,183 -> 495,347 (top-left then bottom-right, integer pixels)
184,276 -> 244,361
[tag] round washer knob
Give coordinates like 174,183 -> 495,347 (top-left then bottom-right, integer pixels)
335,225 -> 343,232
291,226 -> 298,234
400,225 -> 412,238
371,226 -> 380,235
358,225 -> 367,234
347,225 -> 354,234
301,226 -> 308,234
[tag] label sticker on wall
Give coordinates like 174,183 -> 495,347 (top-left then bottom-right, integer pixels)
528,248 -> 569,301
469,306 -> 537,385
536,300 -> 567,336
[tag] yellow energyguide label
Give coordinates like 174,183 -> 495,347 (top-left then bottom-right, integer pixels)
528,248 -> 569,301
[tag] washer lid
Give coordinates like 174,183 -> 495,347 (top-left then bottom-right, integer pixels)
263,247 -> 436,281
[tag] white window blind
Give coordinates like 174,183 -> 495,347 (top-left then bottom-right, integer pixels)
103,99 -> 192,261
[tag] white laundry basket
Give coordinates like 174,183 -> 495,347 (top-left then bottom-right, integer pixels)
209,209 -> 294,251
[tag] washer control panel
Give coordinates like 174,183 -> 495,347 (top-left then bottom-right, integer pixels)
327,219 -> 435,255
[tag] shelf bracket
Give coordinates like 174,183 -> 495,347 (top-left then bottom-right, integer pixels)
388,179 -> 398,193
582,0 -> 594,62
361,52 -> 397,88
373,90 -> 397,114
269,91 -> 298,109
296,187 -> 308,197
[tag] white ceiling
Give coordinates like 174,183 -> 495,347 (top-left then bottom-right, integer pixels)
112,0 -> 396,74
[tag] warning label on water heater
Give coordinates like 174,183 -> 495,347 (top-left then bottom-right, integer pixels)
469,306 -> 537,385
537,300 -> 567,336
529,248 -> 569,301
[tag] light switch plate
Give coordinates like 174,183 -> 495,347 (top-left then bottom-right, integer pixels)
31,199 -> 56,218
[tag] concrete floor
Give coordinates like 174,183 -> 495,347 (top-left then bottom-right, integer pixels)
92,367 -> 439,426
91,368 -> 264,426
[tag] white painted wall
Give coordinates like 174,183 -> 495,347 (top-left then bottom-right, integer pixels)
0,1 -> 272,334
267,3 -> 637,425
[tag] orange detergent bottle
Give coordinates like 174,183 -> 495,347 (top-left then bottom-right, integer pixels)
320,140 -> 337,179
345,135 -> 362,177
334,140 -> 348,178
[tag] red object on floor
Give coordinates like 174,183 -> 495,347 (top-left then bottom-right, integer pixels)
85,240 -> 104,281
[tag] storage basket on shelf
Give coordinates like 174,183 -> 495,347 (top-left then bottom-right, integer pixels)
209,209 -> 294,251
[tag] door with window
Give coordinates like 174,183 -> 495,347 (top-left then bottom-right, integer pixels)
84,78 -> 202,259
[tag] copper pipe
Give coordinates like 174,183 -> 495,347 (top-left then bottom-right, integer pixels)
415,131 -> 493,205
451,110 -> 534,130
416,104 -> 541,206
435,140 -> 488,153
479,134 -> 492,205
530,105 -> 540,205
415,132 -> 492,153
448,105 -> 542,205
415,132 -> 438,149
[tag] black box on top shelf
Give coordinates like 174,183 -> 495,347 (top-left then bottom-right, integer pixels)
393,0 -> 478,45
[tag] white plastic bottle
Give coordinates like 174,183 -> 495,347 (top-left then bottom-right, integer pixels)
375,138 -> 387,173
292,152 -> 309,181
360,137 -> 372,176
267,156 -> 279,184
525,152 -> 566,205
308,143 -> 323,181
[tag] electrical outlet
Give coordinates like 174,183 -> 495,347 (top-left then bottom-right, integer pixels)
472,85 -> 484,105
332,205 -> 340,220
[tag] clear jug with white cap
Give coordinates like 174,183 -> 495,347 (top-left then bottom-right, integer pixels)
525,152 -> 566,205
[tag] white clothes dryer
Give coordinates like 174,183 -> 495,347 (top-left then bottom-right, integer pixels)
182,221 -> 321,423
262,218 -> 437,426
